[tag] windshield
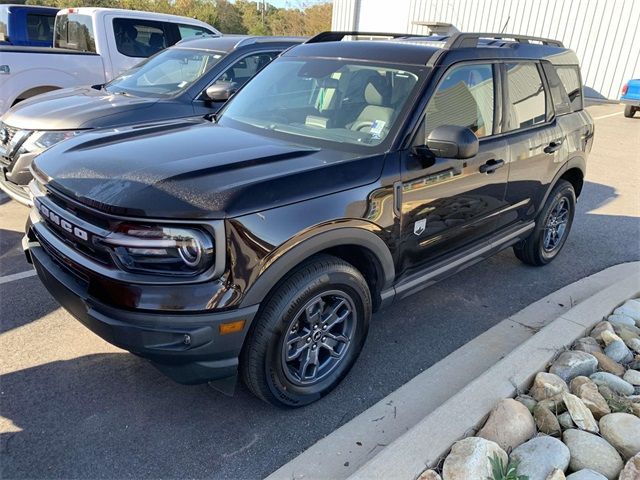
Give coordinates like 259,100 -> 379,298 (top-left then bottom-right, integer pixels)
218,58 -> 422,148
105,47 -> 223,98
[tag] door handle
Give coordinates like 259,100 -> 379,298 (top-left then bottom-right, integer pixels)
544,140 -> 563,154
479,159 -> 505,174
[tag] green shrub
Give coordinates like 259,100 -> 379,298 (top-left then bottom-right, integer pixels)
487,453 -> 529,480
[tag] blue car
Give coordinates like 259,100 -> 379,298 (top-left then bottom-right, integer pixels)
621,79 -> 640,118
0,4 -> 59,47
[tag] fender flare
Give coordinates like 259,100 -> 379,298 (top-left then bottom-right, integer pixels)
239,225 -> 396,308
537,155 -> 586,216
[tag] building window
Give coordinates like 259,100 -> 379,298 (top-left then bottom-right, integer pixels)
505,63 -> 547,130
422,63 -> 495,139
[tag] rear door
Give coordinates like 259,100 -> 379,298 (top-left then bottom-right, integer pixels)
500,61 -> 566,230
397,62 -> 510,277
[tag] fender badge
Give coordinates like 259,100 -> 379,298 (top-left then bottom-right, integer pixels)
414,219 -> 426,236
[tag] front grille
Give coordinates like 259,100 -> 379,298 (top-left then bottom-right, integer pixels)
0,122 -> 18,148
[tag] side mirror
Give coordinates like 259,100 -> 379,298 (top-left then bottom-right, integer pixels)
424,125 -> 479,159
204,83 -> 236,102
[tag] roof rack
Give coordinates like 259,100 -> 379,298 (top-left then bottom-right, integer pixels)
305,31 -> 422,44
442,32 -> 564,48
233,36 -> 306,49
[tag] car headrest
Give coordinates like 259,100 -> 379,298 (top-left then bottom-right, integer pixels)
364,76 -> 388,106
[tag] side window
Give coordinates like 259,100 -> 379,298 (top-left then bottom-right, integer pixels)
26,14 -> 55,42
214,52 -> 278,89
541,62 -> 571,116
556,66 -> 583,112
113,18 -> 170,58
420,63 -> 495,140
178,24 -> 212,40
505,63 -> 547,131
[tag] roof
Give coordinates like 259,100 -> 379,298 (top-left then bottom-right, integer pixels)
177,35 -> 305,52
1,4 -> 58,11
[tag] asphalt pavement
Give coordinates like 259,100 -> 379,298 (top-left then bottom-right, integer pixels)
0,103 -> 638,479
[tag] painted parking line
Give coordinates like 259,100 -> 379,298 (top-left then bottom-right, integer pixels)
593,111 -> 623,120
0,270 -> 37,285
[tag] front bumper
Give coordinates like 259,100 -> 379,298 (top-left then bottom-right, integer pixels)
0,168 -> 32,206
24,235 -> 259,385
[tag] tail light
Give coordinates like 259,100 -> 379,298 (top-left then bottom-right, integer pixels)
622,83 -> 628,96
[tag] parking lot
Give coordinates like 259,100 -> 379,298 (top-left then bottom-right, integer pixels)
0,102 -> 638,479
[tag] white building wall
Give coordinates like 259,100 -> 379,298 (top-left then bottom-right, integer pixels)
331,0 -> 640,100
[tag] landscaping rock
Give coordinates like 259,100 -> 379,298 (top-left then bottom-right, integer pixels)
441,437 -> 507,480
565,470 -> 607,480
530,372 -> 569,401
624,369 -> 640,384
562,429 -> 623,479
626,337 -> 640,353
557,411 -> 575,430
591,321 -> 615,342
550,351 -> 598,383
614,302 -> 640,323
510,436 -> 570,480
599,413 -> 640,460
537,395 -> 566,413
477,399 -> 536,451
569,376 -> 610,419
618,453 -> 640,480
562,392 -> 599,432
534,404 -> 562,436
631,356 -> 640,370
516,394 -> 537,413
591,352 -> 625,376
417,469 -> 441,480
574,337 -> 603,355
608,314 -> 637,328
600,330 -> 623,346
590,372 -> 635,396
546,468 -> 565,480
604,340 -> 633,364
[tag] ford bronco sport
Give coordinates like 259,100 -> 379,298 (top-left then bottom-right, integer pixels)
24,31 -> 594,407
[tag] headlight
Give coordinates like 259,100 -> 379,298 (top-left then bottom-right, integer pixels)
20,130 -> 81,153
99,223 -> 215,276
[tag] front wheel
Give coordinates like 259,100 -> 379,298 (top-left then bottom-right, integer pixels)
240,255 -> 371,407
513,179 -> 576,266
624,105 -> 636,118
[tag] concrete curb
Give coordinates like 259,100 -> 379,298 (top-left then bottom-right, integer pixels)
348,266 -> 640,480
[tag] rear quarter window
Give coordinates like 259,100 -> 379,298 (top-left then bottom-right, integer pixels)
27,13 -> 55,43
556,66 -> 583,112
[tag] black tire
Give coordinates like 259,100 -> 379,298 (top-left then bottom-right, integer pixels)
513,179 -> 576,266
624,105 -> 636,118
240,254 -> 371,408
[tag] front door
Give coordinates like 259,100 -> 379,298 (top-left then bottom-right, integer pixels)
397,62 -> 509,278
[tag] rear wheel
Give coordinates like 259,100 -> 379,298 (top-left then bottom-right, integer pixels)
624,105 -> 636,118
241,255 -> 371,407
513,179 -> 576,266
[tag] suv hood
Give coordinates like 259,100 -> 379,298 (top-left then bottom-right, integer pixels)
4,87 -> 157,130
32,118 -> 384,219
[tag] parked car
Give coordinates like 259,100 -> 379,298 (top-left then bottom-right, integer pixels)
621,79 -> 640,117
24,31 -> 594,407
0,4 -> 59,47
0,7 -> 219,114
0,35 -> 303,205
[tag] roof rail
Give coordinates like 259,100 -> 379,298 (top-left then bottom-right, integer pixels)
233,36 -> 306,49
443,32 -> 564,48
305,31 -> 421,44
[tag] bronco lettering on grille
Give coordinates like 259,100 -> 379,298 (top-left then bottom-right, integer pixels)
37,202 -> 89,241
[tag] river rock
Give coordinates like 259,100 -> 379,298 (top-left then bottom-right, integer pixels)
558,411 -> 575,429
591,321 -> 615,342
562,429 -> 624,479
550,351 -> 598,383
599,413 -> 640,460
565,470 -> 607,480
626,338 -> 640,353
570,376 -> 610,419
574,337 -> 603,355
562,392 -> 599,432
515,395 -> 536,414
441,437 -> 507,480
417,470 -> 441,480
530,372 -> 569,401
546,468 -> 565,480
510,436 -> 570,480
601,330 -> 623,347
604,340 -> 633,364
608,314 -> 637,328
614,302 -> 640,323
537,395 -> 566,413
477,399 -> 536,451
618,453 -> 640,480
624,369 -> 640,385
590,372 -> 635,395
592,352 -> 625,376
534,404 -> 562,436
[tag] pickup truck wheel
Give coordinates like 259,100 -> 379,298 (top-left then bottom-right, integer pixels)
240,254 -> 371,408
513,179 -> 576,266
624,105 -> 636,118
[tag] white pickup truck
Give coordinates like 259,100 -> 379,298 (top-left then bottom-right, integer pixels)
0,7 -> 219,113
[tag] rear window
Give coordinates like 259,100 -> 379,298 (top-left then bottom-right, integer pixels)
556,66 -> 583,112
54,13 -> 96,52
113,18 -> 171,58
27,13 -> 55,43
